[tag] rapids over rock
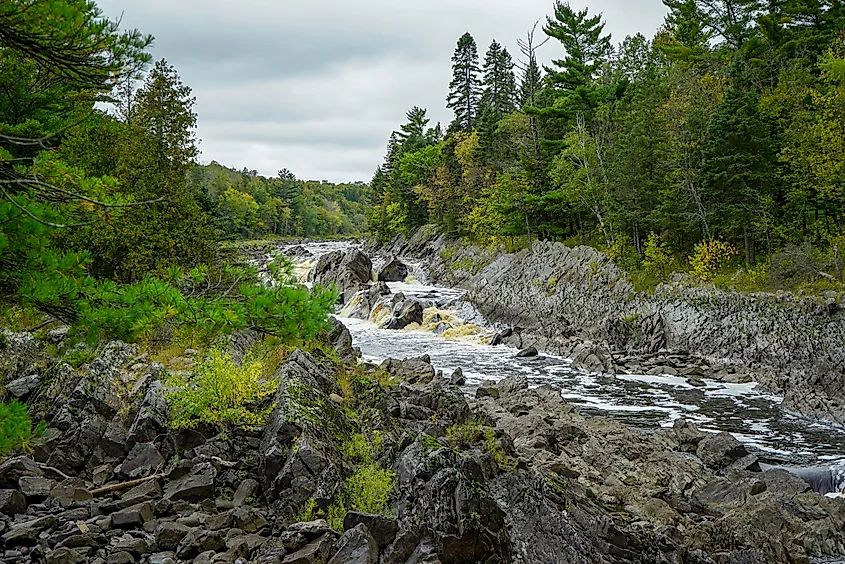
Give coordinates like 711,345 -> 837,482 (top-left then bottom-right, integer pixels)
280,240 -> 845,473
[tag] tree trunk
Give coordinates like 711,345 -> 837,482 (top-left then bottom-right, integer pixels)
743,228 -> 751,265
835,245 -> 842,283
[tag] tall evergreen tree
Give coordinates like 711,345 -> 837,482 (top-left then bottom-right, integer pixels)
665,0 -> 761,50
446,32 -> 482,131
662,0 -> 713,48
481,40 -> 518,118
395,106 -> 431,151
543,2 -> 612,92
702,61 -> 773,260
520,52 -> 544,107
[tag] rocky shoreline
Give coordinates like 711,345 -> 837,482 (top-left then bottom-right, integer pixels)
370,226 -> 845,425
2,244 -> 845,563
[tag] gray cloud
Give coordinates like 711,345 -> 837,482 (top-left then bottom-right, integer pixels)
98,0 -> 667,182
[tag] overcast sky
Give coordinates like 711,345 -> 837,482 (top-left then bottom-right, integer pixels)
97,0 -> 668,183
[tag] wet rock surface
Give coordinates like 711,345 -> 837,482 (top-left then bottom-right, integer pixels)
4,246 -> 845,563
308,248 -> 373,304
374,226 -> 845,424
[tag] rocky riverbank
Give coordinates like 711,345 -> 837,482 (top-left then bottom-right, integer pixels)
370,226 -> 845,425
2,245 -> 845,564
3,319 -> 845,564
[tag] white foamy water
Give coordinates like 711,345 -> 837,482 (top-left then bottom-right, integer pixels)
286,241 -> 845,467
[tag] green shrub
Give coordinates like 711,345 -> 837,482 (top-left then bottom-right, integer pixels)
340,432 -> 384,463
0,400 -> 48,456
484,428 -> 517,471
642,233 -> 675,280
63,348 -> 97,369
446,419 -> 483,448
327,463 -> 396,530
167,348 -> 276,430
294,498 -> 318,523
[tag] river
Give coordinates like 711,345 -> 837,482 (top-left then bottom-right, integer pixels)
287,241 -> 845,469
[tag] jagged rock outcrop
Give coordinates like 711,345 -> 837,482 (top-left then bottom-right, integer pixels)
308,248 -> 373,304
377,257 -> 409,283
382,298 -> 424,330
346,282 -> 391,321
377,226 -> 845,423
3,314 -> 845,563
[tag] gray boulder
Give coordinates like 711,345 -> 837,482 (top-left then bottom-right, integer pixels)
347,282 -> 391,320
342,512 -> 398,549
379,356 -> 436,385
5,374 -> 41,399
282,532 -> 334,564
696,432 -> 750,471
327,524 -> 378,564
115,442 -> 165,479
378,257 -> 409,282
383,299 -> 424,330
516,346 -> 539,358
310,249 -> 373,304
164,462 -> 216,502
0,489 -> 26,515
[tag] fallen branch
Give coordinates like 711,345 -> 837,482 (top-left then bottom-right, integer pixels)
37,464 -> 72,481
89,473 -> 163,497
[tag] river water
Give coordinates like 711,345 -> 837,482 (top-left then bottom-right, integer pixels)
286,242 -> 845,469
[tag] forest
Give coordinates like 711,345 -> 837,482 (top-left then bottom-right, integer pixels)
0,1 -> 338,344
188,163 -> 369,241
368,0 -> 845,292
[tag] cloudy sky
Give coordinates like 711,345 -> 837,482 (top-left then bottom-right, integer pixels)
97,0 -> 668,183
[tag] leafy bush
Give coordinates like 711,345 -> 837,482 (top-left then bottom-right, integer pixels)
484,428 -> 517,471
0,400 -> 48,456
327,463 -> 396,530
642,233 -> 675,280
605,236 -> 641,271
167,349 -> 276,430
63,348 -> 97,369
689,240 -> 738,282
340,432 -> 384,463
446,419 -> 483,448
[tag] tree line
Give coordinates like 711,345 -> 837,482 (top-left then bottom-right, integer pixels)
189,163 -> 369,241
0,1 -> 336,344
368,0 -> 845,290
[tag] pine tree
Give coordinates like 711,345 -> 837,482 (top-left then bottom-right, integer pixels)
543,2 -> 612,92
520,53 -> 544,107
447,32 -> 482,131
664,0 -> 761,50
662,0 -> 712,48
395,106 -> 431,151
481,40 -> 518,119
702,61 -> 773,260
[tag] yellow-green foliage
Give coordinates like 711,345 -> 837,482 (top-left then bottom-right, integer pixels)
484,428 -> 517,471
0,400 -> 47,456
0,306 -> 43,333
63,348 -> 97,369
446,419 -> 483,448
642,233 -> 674,280
690,240 -> 738,281
167,348 -> 276,430
327,463 -> 396,530
340,432 -> 385,463
294,498 -> 318,523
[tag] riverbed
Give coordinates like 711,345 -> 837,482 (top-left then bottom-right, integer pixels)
288,242 -> 845,468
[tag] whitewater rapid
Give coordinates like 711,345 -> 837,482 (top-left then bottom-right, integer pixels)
287,241 -> 845,468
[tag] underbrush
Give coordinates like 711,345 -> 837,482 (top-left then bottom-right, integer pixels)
0,400 -> 47,456
166,348 -> 276,430
446,419 -> 517,471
